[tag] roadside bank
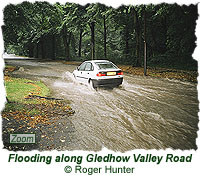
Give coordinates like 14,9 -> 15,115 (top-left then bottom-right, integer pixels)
119,65 -> 197,83
2,65 -> 75,151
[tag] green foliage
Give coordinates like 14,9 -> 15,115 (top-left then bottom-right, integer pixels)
2,2 -> 198,70
5,77 -> 50,103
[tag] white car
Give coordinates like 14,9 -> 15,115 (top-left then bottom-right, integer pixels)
73,60 -> 123,88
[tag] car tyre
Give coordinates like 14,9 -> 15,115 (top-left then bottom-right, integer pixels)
89,79 -> 96,89
73,73 -> 76,79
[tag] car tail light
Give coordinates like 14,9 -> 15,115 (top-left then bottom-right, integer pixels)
96,72 -> 106,77
117,71 -> 123,75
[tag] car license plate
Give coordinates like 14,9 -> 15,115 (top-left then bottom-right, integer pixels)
107,72 -> 116,76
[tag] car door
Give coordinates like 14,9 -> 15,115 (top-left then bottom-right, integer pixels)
83,62 -> 94,84
75,62 -> 86,83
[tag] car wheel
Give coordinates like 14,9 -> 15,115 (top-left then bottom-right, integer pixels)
89,79 -> 96,89
73,73 -> 76,79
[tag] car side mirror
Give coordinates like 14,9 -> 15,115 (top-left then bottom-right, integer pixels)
76,66 -> 79,71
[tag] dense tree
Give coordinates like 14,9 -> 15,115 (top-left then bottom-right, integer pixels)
2,2 -> 198,69
114,5 -> 133,61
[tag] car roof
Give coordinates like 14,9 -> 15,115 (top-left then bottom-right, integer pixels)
85,60 -> 110,63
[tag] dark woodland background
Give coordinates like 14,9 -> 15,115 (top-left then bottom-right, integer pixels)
2,2 -> 198,70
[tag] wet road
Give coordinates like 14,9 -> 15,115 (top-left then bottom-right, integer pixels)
4,58 -> 199,151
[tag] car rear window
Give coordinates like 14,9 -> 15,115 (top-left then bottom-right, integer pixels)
95,62 -> 118,70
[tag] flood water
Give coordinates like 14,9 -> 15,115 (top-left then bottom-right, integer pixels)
4,59 -> 199,151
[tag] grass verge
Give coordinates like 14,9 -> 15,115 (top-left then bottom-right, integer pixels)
5,76 -> 50,104
2,65 -> 75,150
2,65 -> 74,129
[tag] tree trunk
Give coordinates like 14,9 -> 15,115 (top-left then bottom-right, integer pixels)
103,15 -> 107,59
51,34 -> 56,60
135,30 -> 142,66
144,6 -> 147,76
62,27 -> 71,61
40,37 -> 45,59
90,22 -> 95,60
161,16 -> 167,53
35,42 -> 39,58
133,7 -> 141,67
28,43 -> 34,57
78,29 -> 83,58
65,39 -> 70,61
125,26 -> 129,59
64,36 -> 71,61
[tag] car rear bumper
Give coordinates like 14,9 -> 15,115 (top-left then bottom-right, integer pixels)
92,77 -> 123,87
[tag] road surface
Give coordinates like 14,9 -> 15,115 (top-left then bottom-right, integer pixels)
4,57 -> 199,151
